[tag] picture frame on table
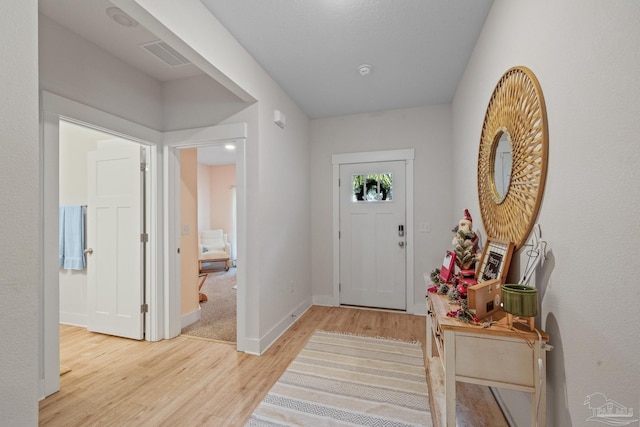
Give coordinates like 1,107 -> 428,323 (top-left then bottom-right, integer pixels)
468,237 -> 515,319
475,237 -> 515,284
439,250 -> 456,283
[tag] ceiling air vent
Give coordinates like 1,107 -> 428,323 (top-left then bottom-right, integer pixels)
140,41 -> 190,67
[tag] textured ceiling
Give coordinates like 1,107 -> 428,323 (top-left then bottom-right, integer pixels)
201,0 -> 493,118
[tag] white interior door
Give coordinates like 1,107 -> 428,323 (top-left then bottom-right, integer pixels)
339,161 -> 406,310
86,139 -> 145,339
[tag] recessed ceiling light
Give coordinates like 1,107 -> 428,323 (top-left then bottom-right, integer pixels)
225,144 -> 236,151
106,7 -> 138,28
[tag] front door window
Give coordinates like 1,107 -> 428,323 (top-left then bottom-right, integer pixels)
351,173 -> 393,202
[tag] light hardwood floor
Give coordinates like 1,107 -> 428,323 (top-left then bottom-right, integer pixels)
40,305 -> 507,426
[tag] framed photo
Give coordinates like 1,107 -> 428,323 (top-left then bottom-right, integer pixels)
439,250 -> 456,283
476,237 -> 515,284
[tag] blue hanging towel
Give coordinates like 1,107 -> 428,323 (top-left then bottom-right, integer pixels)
59,205 -> 86,270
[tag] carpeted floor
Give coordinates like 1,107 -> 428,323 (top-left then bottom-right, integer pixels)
181,267 -> 237,343
246,330 -> 432,426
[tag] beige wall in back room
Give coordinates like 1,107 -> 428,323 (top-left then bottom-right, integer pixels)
209,164 -> 236,240
197,163 -> 211,232
180,148 -> 199,316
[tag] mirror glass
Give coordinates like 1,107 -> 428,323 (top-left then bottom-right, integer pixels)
492,131 -> 512,202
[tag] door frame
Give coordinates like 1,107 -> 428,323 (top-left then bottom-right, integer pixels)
163,123 -> 248,352
40,91 -> 161,398
331,149 -> 415,312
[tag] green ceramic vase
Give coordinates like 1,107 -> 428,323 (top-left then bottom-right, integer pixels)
502,284 -> 538,317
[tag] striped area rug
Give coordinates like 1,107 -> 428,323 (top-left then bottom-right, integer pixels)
246,330 -> 432,426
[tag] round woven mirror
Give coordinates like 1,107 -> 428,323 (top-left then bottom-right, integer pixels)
477,66 -> 548,250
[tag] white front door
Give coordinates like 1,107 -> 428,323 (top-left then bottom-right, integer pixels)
339,161 -> 406,310
86,139 -> 145,339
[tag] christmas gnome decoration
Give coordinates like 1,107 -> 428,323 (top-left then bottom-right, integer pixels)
452,209 -> 480,270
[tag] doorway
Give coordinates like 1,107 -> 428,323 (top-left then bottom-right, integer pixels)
332,149 -> 416,313
41,92 -> 249,398
180,145 -> 238,342
162,123 -> 248,352
41,91 -> 162,397
59,120 -> 148,341
339,160 -> 407,310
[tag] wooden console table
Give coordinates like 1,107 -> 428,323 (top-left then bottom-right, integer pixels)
426,292 -> 551,427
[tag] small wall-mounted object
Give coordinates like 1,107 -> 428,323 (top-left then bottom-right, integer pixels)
274,109 -> 286,129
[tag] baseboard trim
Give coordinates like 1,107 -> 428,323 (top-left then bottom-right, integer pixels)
258,297 -> 313,355
413,301 -> 427,316
181,306 -> 201,329
312,294 -> 337,306
313,294 -> 425,315
60,312 -> 87,327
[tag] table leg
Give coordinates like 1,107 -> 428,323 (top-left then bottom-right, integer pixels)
444,329 -> 456,427
426,300 -> 433,358
198,273 -> 208,303
532,340 -> 547,427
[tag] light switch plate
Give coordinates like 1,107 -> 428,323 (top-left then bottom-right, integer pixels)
419,222 -> 431,233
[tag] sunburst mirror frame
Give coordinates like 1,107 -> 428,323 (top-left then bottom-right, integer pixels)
477,66 -> 548,250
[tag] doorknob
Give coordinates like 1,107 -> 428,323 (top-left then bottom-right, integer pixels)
398,241 -> 405,247
84,248 -> 93,255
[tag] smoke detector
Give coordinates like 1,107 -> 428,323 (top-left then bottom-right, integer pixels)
106,7 -> 138,28
358,64 -> 373,76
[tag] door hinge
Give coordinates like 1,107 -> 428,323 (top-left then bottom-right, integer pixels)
339,283 -> 341,292
338,231 -> 341,239
140,162 -> 148,172
140,303 -> 149,313
338,178 -> 341,187
140,233 -> 149,243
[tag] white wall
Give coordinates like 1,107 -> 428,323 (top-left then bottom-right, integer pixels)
162,74 -> 249,131
39,14 -> 163,131
197,163 -> 211,231
0,0 -> 39,424
310,106 -> 454,312
452,1 -> 640,425
256,97 -> 311,342
58,121 -> 97,326
39,14 -> 246,133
